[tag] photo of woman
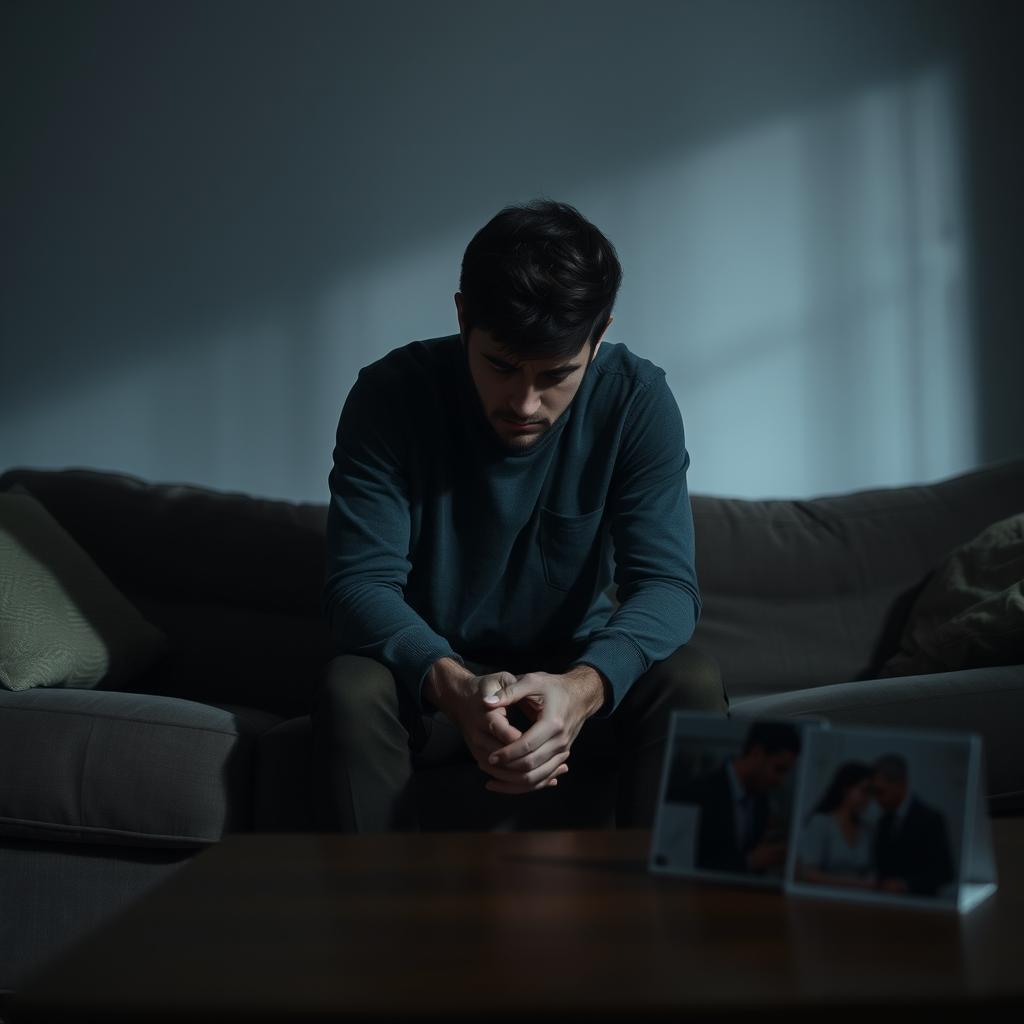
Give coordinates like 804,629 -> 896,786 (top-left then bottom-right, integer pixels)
794,760 -> 877,888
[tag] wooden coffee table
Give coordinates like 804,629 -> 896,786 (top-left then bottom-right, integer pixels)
10,820 -> 1024,1021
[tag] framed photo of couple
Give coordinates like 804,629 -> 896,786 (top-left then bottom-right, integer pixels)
648,711 -> 997,913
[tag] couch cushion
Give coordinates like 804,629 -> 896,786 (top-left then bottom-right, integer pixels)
0,491 -> 168,691
0,467 -> 326,614
0,689 -> 281,846
730,665 -> 1024,813
115,598 -> 336,719
692,457 -> 1024,698
0,467 -> 334,716
879,513 -> 1024,677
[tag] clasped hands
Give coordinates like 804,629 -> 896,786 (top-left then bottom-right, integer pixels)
425,658 -> 607,795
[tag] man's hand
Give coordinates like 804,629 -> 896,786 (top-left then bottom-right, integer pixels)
424,658 -> 567,792
480,664 -> 608,795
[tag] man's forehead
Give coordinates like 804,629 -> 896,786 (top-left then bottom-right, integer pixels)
479,334 -> 590,370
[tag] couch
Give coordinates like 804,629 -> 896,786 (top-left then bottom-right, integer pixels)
2,458 -> 1022,992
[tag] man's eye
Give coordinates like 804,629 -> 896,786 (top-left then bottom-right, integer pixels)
490,363 -> 516,375
547,374 -> 571,384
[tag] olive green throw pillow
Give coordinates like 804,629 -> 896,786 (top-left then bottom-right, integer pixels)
0,490 -> 168,691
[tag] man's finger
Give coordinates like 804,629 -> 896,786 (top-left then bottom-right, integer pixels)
475,754 -> 549,785
492,732 -> 567,773
488,720 -> 559,769
474,741 -> 565,786
472,722 -> 520,759
481,673 -> 519,708
485,710 -> 521,745
485,763 -> 569,795
481,749 -> 570,788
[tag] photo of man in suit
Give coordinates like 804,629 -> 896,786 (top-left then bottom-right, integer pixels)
871,753 -> 956,896
665,722 -> 802,874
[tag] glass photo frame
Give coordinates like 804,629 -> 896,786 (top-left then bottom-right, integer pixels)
649,711 -> 822,888
784,723 -> 996,913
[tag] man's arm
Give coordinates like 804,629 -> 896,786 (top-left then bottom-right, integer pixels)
322,371 -> 463,710
569,373 -> 701,714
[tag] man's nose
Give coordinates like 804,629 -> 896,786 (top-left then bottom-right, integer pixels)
507,381 -> 542,419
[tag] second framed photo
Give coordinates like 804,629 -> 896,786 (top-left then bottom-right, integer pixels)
784,724 -> 995,912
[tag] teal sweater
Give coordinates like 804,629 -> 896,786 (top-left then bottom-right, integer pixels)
322,333 -> 701,715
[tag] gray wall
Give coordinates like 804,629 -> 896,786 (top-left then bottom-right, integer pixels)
2,0 -> 1021,501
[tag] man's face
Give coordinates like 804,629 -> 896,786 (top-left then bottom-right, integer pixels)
871,773 -> 907,812
747,749 -> 797,794
456,293 -> 610,450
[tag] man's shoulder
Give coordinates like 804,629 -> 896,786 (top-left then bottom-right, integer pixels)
356,334 -> 460,392
593,340 -> 665,388
585,341 -> 683,440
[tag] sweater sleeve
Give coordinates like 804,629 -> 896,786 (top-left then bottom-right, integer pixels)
321,370 -> 463,709
570,373 -> 701,713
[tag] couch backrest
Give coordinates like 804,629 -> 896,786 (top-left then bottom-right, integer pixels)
4,458 -> 1022,711
691,457 -> 1024,698
0,467 -> 333,718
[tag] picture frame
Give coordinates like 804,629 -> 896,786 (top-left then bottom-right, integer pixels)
784,723 -> 997,913
648,711 -> 822,887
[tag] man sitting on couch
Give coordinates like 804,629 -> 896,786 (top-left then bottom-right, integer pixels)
313,198 -> 726,832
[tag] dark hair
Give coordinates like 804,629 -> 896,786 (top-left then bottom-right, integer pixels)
741,722 -> 802,758
813,760 -> 872,816
873,753 -> 909,783
458,198 -> 623,361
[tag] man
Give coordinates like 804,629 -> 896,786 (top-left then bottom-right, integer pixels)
313,199 -> 726,833
665,722 -> 801,874
871,754 -> 956,896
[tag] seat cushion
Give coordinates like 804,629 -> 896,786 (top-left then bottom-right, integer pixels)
0,689 -> 281,846
731,665 -> 1024,813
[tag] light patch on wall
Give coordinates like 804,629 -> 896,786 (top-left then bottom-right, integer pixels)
608,63 -> 972,499
1,61 -> 974,506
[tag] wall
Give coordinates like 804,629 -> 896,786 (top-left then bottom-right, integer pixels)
2,0 -> 1020,501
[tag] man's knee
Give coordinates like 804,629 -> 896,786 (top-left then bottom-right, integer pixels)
315,654 -> 401,724
645,644 -> 728,714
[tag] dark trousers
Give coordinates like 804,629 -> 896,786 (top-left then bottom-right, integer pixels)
311,645 -> 727,833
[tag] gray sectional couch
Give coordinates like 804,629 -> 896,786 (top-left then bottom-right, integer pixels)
1,458 -> 1022,993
